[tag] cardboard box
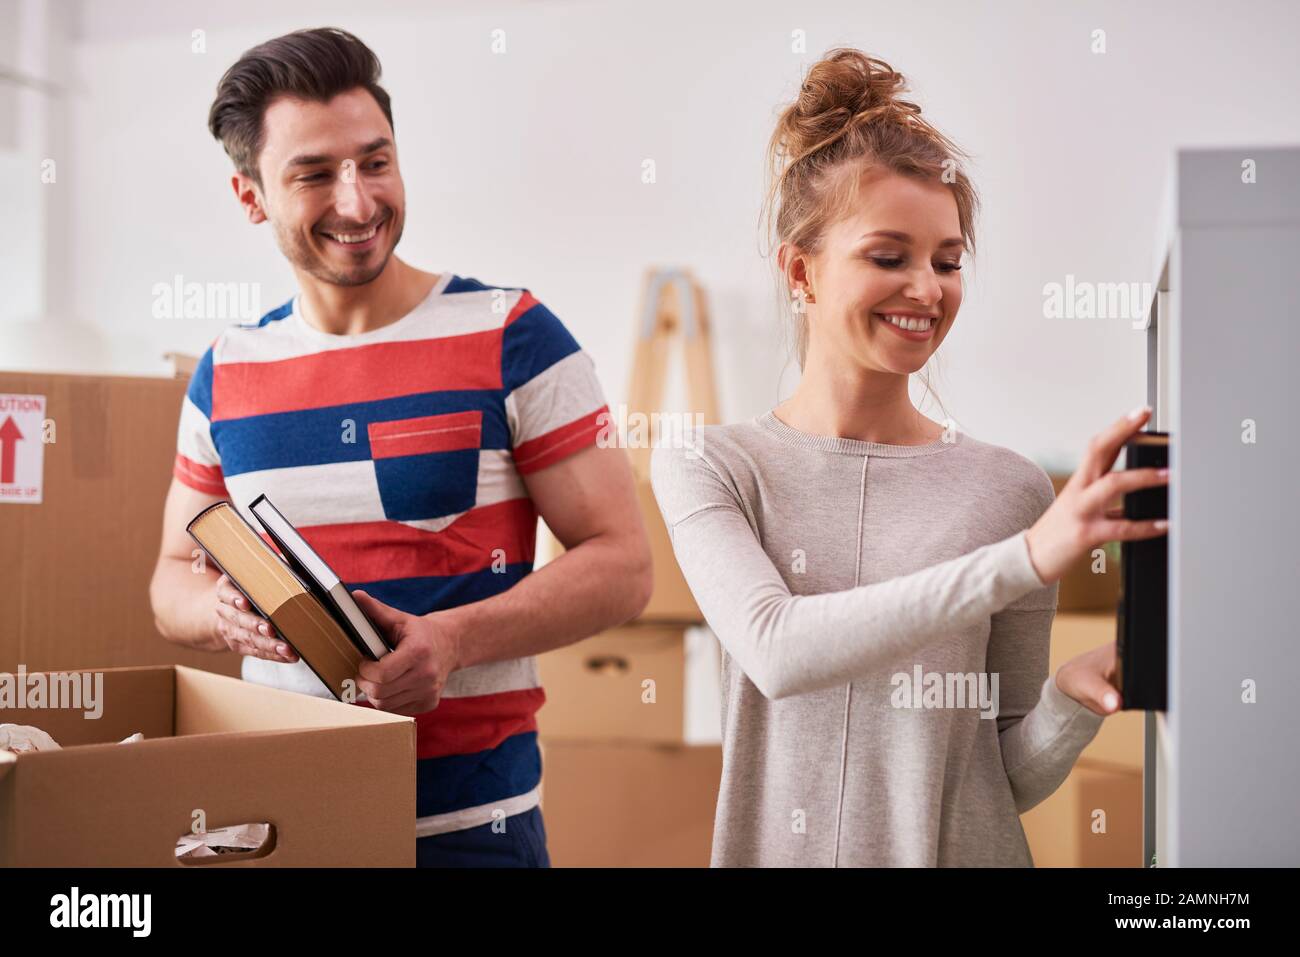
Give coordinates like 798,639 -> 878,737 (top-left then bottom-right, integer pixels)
1048,473 -> 1122,612
0,665 -> 415,866
537,477 -> 702,624
1020,758 -> 1143,867
537,623 -> 722,745
1049,613 -> 1143,770
539,740 -> 721,867
0,369 -> 241,678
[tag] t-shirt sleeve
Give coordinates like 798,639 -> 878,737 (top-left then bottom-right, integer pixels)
649,441 -> 1051,700
172,344 -> 229,497
501,290 -> 610,475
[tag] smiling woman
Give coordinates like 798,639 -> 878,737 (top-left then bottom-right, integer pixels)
650,47 -> 1170,868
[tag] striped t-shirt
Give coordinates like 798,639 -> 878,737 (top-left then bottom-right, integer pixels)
172,271 -> 610,836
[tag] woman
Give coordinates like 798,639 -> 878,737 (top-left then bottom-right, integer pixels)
650,49 -> 1168,867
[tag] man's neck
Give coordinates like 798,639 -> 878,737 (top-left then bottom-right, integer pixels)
295,257 -> 442,336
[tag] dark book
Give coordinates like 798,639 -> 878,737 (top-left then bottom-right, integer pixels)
186,497 -> 390,702
1115,430 -> 1169,711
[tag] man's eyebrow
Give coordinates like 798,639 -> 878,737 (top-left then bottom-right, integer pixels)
861,229 -> 965,249
285,137 -> 394,169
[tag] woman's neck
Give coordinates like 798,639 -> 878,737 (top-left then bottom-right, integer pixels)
774,368 -> 942,445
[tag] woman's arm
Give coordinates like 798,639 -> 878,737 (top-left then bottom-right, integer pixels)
986,606 -> 1105,813
650,443 -> 1051,700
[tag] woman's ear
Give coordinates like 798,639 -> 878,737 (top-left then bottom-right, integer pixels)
779,243 -> 815,305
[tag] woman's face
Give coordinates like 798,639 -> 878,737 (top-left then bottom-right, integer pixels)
791,168 -> 965,375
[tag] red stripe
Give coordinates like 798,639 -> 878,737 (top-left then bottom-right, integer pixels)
512,406 -> 608,475
504,290 -> 540,329
354,686 -> 546,759
210,331 -> 503,421
298,498 -> 538,583
173,453 -> 228,496
368,410 -> 482,458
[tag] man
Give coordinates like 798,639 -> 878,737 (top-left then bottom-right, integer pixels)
149,27 -> 653,867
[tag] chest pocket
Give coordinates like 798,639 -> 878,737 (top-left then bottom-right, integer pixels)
367,410 -> 482,521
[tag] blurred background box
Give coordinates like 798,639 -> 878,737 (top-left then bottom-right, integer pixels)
0,367 -> 241,678
538,740 -> 721,867
537,622 -> 722,745
1021,758 -> 1144,867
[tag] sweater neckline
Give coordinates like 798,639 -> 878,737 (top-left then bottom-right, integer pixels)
755,409 -> 963,458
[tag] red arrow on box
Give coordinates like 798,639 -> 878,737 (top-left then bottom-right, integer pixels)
0,415 -> 24,485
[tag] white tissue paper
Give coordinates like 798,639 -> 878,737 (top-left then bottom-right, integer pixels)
0,723 -> 144,753
175,823 -> 272,860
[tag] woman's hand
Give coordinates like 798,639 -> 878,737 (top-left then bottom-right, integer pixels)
1024,406 -> 1168,585
1055,641 -> 1122,716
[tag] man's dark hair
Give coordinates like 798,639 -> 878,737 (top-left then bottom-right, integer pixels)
208,27 -> 394,185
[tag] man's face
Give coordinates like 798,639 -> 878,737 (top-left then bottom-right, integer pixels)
249,88 -> 404,287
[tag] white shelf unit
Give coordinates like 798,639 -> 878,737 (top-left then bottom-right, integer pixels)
1145,145 -> 1300,867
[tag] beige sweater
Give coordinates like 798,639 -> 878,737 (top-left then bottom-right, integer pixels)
650,410 -> 1105,866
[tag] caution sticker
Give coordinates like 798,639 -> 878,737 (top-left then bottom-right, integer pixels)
0,393 -> 47,505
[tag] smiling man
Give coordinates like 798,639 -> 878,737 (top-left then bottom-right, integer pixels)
148,27 -> 653,867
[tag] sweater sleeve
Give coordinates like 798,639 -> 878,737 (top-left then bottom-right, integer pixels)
988,604 -> 1106,813
983,472 -> 1105,813
650,443 -> 1055,700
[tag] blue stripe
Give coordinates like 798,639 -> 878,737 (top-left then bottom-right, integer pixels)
212,392 -> 512,476
186,346 -> 217,419
443,275 -> 515,296
416,730 -> 542,818
501,298 -> 582,395
358,564 -> 532,617
251,299 -> 294,328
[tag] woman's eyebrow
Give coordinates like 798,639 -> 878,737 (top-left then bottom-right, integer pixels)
860,229 -> 965,249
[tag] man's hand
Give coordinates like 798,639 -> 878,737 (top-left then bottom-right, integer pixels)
213,573 -> 299,663
1054,641 -> 1123,717
351,590 -> 460,715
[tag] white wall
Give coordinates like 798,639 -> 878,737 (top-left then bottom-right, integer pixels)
7,0 -> 1300,469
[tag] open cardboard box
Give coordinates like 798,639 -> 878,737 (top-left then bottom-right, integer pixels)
0,665 -> 415,867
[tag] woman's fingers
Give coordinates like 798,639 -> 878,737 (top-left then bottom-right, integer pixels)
1076,406 -> 1152,487
1057,644 -> 1124,716
1080,465 -> 1168,514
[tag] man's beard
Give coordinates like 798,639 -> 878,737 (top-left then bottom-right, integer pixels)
274,211 -> 404,287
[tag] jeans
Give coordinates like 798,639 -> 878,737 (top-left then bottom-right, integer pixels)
415,805 -> 551,868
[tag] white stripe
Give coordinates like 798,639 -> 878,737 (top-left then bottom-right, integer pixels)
505,350 -> 607,446
224,460 -> 384,525
176,394 -> 220,466
443,655 -> 540,699
414,786 -> 541,838
221,449 -> 527,531
218,284 -> 519,365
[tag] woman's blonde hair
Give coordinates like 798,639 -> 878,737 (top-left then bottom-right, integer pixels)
761,49 -> 979,422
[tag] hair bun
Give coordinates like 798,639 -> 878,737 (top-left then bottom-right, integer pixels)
782,49 -> 922,162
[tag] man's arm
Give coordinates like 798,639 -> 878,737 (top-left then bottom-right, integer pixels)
149,476 -> 228,650
436,442 -> 654,670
